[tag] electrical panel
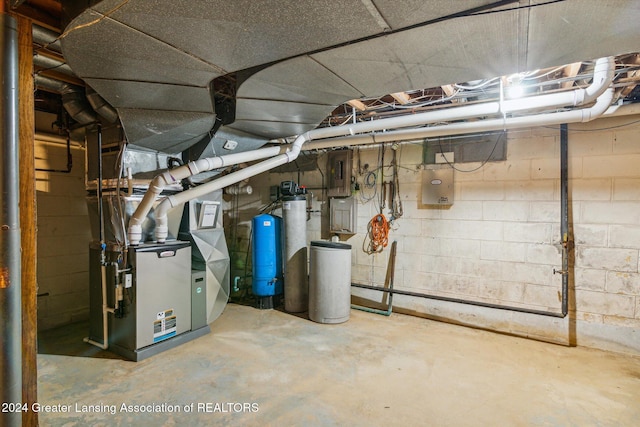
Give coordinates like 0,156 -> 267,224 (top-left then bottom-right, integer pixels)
422,168 -> 454,205
329,197 -> 357,234
327,150 -> 353,197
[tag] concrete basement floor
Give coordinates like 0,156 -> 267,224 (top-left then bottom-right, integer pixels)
37,304 -> 640,426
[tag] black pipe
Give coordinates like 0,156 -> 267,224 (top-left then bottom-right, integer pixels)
97,124 -> 105,250
0,13 -> 23,427
559,123 -> 569,316
351,282 -> 566,318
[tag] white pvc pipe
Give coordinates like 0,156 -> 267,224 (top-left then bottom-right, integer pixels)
83,264 -> 115,350
140,57 -> 614,243
127,145 -> 286,244
305,89 -> 614,150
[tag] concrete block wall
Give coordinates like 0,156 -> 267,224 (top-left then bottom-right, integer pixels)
232,114 -> 640,355
35,115 -> 91,331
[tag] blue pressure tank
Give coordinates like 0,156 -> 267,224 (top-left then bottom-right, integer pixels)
252,214 -> 283,309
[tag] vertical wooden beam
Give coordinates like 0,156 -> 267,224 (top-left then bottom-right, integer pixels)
17,13 -> 38,427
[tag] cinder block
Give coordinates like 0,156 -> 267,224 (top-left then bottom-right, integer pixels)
574,312 -> 604,323
531,157 -> 582,180
458,181 -> 504,201
583,154 -> 640,178
523,283 -> 561,308
441,201 -> 483,220
606,271 -> 640,295
569,131 -> 613,156
440,238 -> 480,259
613,178 -> 640,201
573,224 -> 608,247
508,135 -> 557,160
458,259 -> 502,278
438,274 -> 479,296
602,315 -> 640,328
530,158 -> 558,180
576,289 -> 635,317
395,251 -> 425,273
478,281 -> 525,303
432,256 -> 459,275
392,218 -> 423,236
529,202 -> 560,222
525,243 -> 562,265
609,225 -> 640,249
574,268 -> 607,291
397,143 -> 424,165
481,241 -> 526,262
504,180 -> 556,201
569,179 -> 612,201
613,128 -> 640,154
501,262 -> 551,285
483,160 -> 531,181
426,219 -> 503,241
576,247 -> 638,272
483,201 -> 529,222
401,271 -> 439,291
402,236 -> 440,256
399,182 -> 420,201
453,164 -> 484,182
352,264 -> 372,284
504,222 -> 551,244
582,201 -> 640,225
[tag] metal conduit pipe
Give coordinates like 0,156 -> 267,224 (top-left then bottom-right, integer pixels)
558,124 -> 570,316
0,13 -> 23,427
146,58 -> 615,243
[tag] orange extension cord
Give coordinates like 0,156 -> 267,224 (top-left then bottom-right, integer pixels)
364,213 -> 389,254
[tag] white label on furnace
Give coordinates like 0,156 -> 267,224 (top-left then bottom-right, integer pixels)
263,220 -> 271,226
283,202 -> 291,210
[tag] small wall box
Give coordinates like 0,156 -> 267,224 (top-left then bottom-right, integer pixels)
330,196 -> 357,234
422,168 -> 454,205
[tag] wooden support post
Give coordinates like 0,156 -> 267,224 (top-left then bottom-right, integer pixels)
17,13 -> 38,427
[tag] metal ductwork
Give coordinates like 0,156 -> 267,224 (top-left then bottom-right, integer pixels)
59,83 -> 97,125
35,75 -> 120,126
32,24 -> 61,53
86,86 -> 119,124
33,25 -> 119,126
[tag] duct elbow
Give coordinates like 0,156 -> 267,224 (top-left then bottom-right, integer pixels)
582,88 -> 614,122
584,57 -> 615,102
128,224 -> 142,246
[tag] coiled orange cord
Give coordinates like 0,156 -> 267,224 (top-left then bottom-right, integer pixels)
364,214 -> 389,254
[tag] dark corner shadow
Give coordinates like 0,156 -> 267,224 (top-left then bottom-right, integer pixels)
37,321 -> 126,360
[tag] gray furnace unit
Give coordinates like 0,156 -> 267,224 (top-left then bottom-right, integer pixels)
89,240 -> 210,361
